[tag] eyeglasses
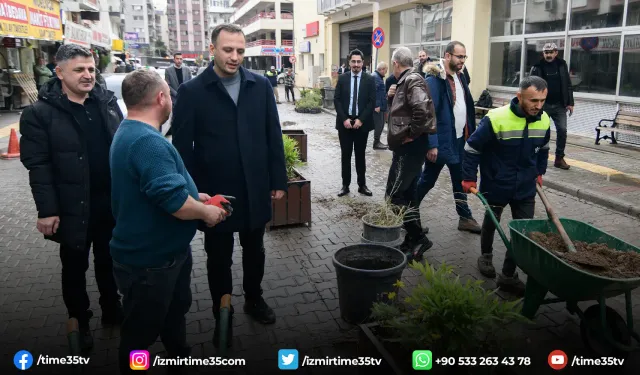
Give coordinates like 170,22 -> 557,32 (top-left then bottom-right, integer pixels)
451,54 -> 468,60
350,61 -> 363,65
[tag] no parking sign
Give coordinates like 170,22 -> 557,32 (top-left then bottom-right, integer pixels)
372,27 -> 385,49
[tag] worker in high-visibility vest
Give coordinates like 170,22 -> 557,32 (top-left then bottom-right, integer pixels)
462,76 -> 551,297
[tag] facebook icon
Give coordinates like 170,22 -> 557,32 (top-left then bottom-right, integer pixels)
13,350 -> 34,370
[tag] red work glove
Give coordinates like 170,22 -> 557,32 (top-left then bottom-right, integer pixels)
205,195 -> 234,216
537,175 -> 543,187
462,180 -> 477,194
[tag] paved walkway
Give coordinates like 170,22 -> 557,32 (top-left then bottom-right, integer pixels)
0,99 -> 639,374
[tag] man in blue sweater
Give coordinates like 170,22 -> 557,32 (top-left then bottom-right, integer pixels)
109,70 -> 227,374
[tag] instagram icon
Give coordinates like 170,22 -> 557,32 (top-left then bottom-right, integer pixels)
130,350 -> 150,370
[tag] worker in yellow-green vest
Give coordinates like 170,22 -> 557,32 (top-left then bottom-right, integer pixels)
264,66 -> 280,104
461,76 -> 551,297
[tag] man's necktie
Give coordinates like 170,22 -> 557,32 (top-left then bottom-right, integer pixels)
351,75 -> 358,117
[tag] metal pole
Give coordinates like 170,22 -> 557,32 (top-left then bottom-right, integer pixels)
374,47 -> 378,73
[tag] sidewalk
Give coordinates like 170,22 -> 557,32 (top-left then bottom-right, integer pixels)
0,102 -> 638,374
323,106 -> 640,218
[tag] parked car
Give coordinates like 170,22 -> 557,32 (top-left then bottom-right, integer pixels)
103,72 -> 172,136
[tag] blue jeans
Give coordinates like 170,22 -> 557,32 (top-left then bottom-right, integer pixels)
113,249 -> 192,374
416,138 -> 473,219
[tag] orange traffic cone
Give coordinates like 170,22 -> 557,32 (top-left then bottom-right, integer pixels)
1,128 -> 20,159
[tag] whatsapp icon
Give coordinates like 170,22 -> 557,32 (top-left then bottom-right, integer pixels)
412,350 -> 432,370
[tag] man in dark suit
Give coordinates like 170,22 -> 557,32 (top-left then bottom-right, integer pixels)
334,49 -> 376,197
172,24 -> 287,346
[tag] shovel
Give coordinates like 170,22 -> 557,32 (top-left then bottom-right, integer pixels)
536,184 -> 608,268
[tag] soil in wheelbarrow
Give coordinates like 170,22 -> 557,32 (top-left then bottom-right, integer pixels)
528,232 -> 640,278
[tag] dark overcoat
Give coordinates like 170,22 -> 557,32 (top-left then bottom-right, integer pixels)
172,63 -> 288,232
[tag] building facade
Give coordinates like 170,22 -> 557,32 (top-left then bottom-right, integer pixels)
293,0 -> 326,88
167,0 -> 210,58
318,0 -> 640,142
231,0 -> 294,71
208,0 -> 235,34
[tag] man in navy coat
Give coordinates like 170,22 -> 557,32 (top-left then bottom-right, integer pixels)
417,41 -> 482,235
172,24 -> 287,347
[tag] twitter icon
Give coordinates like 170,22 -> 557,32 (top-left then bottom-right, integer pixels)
278,349 -> 299,370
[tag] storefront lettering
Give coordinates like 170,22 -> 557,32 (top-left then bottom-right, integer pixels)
29,9 -> 60,29
0,1 -> 28,23
69,24 -> 90,44
0,20 -> 28,34
38,27 -> 53,39
32,0 -> 54,12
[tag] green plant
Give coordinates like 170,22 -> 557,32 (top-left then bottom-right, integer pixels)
371,261 -> 529,356
282,134 -> 302,180
295,90 -> 322,110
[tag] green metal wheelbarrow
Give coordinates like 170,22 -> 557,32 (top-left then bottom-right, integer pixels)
471,187 -> 640,358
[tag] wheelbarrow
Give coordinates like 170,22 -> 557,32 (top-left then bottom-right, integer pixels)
471,188 -> 640,358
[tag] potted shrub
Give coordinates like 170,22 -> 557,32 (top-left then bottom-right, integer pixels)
281,129 -> 307,162
361,197 -> 414,248
359,261 -> 529,374
268,135 -> 311,228
295,88 -> 323,114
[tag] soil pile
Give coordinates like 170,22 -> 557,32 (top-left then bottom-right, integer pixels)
528,232 -> 640,278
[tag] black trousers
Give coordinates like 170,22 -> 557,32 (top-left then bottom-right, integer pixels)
385,151 -> 425,238
113,250 -> 192,374
204,227 -> 266,314
59,210 -> 120,326
481,198 -> 535,276
285,86 -> 295,101
338,126 -> 369,187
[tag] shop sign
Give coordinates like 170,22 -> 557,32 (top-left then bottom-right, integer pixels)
305,21 -> 319,37
298,41 -> 310,53
91,25 -> 110,48
261,46 -> 293,55
64,21 -> 91,48
124,32 -> 137,40
0,0 -> 63,41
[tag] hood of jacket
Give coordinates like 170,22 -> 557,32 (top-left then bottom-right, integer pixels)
424,59 -> 447,80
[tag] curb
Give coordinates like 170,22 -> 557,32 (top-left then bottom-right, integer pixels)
544,178 -> 640,219
320,108 -> 336,116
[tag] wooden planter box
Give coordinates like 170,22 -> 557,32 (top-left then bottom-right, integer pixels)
282,129 -> 307,162
268,169 -> 311,229
358,323 -> 409,375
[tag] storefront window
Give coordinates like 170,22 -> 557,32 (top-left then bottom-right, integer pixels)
525,0 -> 568,34
627,0 -> 640,26
524,38 -> 565,77
491,0 -> 525,37
391,8 -> 422,44
570,0 -> 624,30
422,45 -> 441,60
489,41 -> 522,87
391,1 -> 451,46
619,34 -> 640,97
421,1 -> 452,42
569,35 -> 620,95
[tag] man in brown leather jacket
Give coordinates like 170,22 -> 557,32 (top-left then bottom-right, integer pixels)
385,46 -> 437,261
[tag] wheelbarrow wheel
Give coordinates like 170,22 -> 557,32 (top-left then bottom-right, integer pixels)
580,304 -> 631,360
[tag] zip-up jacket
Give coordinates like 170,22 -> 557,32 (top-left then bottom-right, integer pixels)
19,78 -> 124,250
462,98 -> 550,204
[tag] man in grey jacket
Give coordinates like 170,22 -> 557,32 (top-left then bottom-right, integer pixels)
165,52 -> 193,104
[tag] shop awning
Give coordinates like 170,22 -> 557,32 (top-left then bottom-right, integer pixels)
0,0 -> 63,42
